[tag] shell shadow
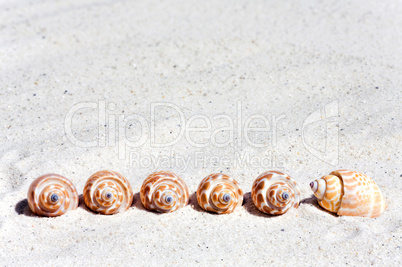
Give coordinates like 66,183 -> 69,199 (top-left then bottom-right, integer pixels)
15,199 -> 37,217
131,192 -> 164,215
188,191 -> 207,213
300,195 -> 320,207
188,192 -> 226,215
131,192 -> 147,212
78,194 -> 94,213
300,194 -> 338,217
243,192 -> 275,218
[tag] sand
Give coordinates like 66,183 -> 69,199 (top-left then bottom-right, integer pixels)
0,0 -> 401,265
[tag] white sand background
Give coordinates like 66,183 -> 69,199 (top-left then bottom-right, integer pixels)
0,0 -> 401,265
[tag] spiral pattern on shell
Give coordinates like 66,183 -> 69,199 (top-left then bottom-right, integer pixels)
140,171 -> 189,213
197,173 -> 243,214
28,174 -> 79,217
83,170 -> 133,215
251,170 -> 301,215
310,169 -> 386,218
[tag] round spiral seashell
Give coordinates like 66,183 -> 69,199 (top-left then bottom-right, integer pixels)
83,170 -> 133,215
140,171 -> 189,213
251,170 -> 301,215
310,169 -> 386,218
28,174 -> 79,217
197,173 -> 243,214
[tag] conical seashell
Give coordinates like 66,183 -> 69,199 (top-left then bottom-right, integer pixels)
140,171 -> 189,213
28,174 -> 79,217
83,170 -> 133,215
197,173 -> 243,214
251,170 -> 301,215
310,169 -> 386,218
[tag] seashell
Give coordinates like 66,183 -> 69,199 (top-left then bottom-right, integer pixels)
310,169 -> 386,218
83,170 -> 133,215
197,173 -> 243,214
251,170 -> 301,215
28,174 -> 79,217
140,171 -> 189,213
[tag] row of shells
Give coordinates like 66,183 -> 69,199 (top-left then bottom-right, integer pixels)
27,169 -> 386,218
